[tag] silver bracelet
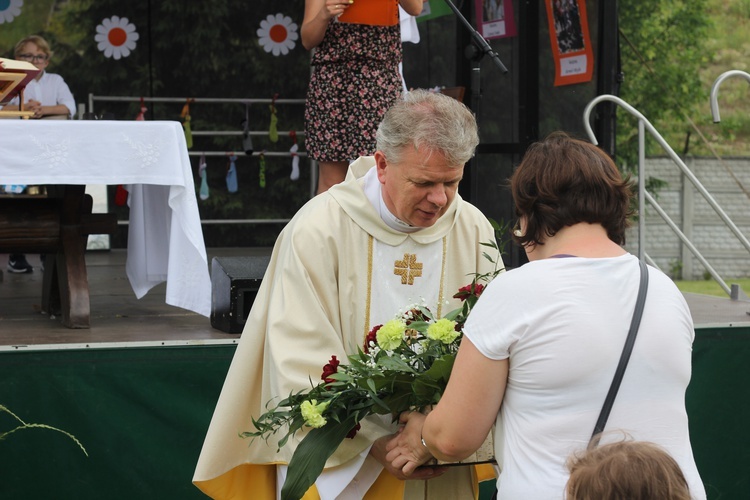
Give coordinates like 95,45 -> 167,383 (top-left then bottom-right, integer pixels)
420,433 -> 429,451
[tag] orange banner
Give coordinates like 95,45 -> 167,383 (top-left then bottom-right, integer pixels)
545,0 -> 594,86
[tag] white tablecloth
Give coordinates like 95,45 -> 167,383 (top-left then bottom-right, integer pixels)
0,120 -> 211,317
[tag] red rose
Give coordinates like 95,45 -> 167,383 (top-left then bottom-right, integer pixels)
364,324 -> 382,353
346,422 -> 361,439
321,355 -> 340,384
453,283 -> 485,301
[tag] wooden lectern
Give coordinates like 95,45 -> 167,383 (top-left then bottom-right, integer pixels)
0,57 -> 40,119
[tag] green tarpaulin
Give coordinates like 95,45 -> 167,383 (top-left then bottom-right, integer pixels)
1,326 -> 748,499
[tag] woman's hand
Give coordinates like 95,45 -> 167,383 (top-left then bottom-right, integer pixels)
302,0 -> 351,50
371,430 -> 447,481
325,0 -> 352,18
385,411 -> 437,476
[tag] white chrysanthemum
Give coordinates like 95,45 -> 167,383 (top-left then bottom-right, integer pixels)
0,0 -> 23,24
257,13 -> 298,56
95,16 -> 139,60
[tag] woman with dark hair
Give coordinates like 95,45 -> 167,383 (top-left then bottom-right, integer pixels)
386,132 -> 706,499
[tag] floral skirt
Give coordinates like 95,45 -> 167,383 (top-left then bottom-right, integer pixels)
304,60 -> 402,162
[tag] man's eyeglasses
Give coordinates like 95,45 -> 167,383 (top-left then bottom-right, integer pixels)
17,54 -> 48,62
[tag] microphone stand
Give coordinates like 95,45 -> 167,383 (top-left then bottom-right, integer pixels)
443,0 -> 509,113
445,0 -> 508,211
445,0 -> 508,74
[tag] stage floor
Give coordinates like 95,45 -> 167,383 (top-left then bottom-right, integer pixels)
1,249 -> 749,350
0,248 -> 273,349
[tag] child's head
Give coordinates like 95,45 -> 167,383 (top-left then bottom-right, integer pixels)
566,440 -> 691,500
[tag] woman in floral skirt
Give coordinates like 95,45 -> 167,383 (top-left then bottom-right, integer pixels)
302,0 -> 424,194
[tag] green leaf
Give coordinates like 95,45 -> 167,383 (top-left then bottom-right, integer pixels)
281,415 -> 360,500
423,354 -> 455,382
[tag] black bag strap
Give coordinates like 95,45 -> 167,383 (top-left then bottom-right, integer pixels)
588,259 -> 649,449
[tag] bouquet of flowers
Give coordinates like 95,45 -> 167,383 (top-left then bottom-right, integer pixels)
242,238 -> 504,500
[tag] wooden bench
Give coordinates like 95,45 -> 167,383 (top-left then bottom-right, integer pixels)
0,185 -> 117,328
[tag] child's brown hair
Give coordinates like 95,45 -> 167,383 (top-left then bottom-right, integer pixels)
566,440 -> 691,500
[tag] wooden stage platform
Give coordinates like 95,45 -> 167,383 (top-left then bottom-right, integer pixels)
2,249 -> 749,344
1,250 -> 749,499
0,248 -> 261,347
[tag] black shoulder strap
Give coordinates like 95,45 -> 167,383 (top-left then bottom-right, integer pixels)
589,259 -> 649,449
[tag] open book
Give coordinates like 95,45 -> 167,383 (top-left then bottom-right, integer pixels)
338,0 -> 399,26
0,57 -> 41,105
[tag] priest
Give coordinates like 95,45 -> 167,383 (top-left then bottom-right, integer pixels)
194,89 -> 503,499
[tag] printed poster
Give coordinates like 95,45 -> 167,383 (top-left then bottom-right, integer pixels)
545,0 -> 594,86
475,0 -> 517,39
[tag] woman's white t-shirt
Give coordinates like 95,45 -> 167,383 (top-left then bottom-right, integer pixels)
464,253 -> 706,500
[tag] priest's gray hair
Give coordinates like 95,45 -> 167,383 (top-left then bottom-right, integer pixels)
376,89 -> 479,167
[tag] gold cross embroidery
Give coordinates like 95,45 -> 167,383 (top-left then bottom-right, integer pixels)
394,253 -> 423,285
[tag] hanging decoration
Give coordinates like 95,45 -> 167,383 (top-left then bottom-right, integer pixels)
0,0 -> 23,24
269,93 -> 279,143
545,0 -> 594,86
226,154 -> 238,193
199,154 -> 210,201
180,99 -> 194,149
134,97 -> 147,120
259,151 -> 266,189
242,104 -> 254,156
257,13 -> 299,56
289,130 -> 300,182
474,0 -> 517,40
95,15 -> 139,60
114,185 -> 129,206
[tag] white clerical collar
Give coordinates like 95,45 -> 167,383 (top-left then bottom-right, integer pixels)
362,166 -> 421,233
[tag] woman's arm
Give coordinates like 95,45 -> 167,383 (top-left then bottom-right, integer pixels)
399,0 -> 425,16
302,0 -> 346,50
386,338 -> 507,474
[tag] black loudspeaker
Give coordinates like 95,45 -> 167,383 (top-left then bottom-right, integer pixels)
210,255 -> 271,333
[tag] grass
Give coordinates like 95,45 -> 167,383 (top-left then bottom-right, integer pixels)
674,278 -> 750,297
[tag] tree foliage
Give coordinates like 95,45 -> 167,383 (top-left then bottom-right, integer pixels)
617,0 -> 713,168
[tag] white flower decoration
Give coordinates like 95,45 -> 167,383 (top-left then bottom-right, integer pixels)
95,15 -> 139,60
0,0 -> 23,24
257,13 -> 298,56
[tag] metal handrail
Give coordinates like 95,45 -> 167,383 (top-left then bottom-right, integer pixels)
710,70 -> 750,123
583,94 -> 750,296
88,95 -> 306,111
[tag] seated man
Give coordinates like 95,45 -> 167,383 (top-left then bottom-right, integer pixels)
194,89 -> 503,499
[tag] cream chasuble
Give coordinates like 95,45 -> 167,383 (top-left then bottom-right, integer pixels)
194,157 -> 502,500
370,238 -> 444,327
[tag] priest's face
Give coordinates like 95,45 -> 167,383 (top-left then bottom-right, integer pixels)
375,146 -> 464,228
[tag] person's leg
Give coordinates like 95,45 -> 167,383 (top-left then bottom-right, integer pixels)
8,254 -> 33,273
316,161 -> 349,194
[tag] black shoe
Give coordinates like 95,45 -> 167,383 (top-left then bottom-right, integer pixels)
7,255 -> 33,273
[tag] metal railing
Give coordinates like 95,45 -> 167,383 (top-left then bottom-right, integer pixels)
584,94 -> 750,297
